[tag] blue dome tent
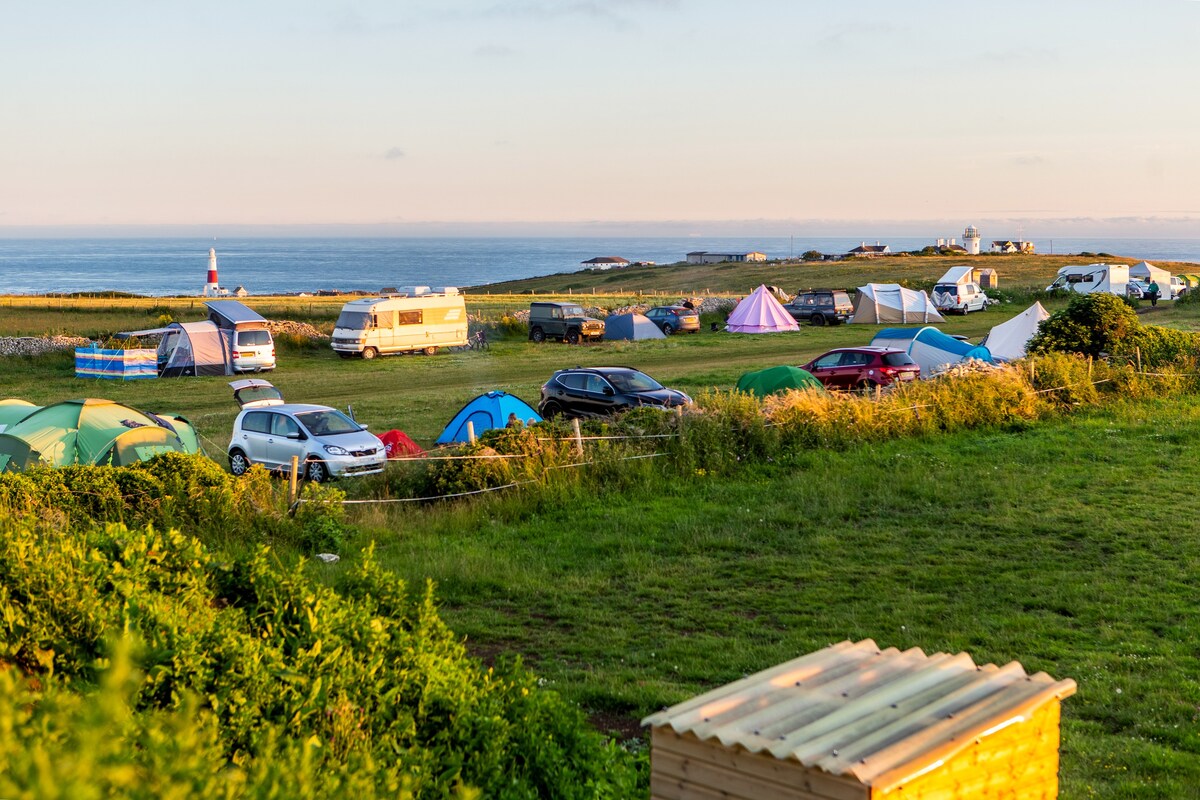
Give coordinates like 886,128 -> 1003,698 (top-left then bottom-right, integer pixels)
870,327 -> 994,378
435,391 -> 543,445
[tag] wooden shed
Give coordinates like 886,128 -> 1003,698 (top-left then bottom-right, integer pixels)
642,639 -> 1076,800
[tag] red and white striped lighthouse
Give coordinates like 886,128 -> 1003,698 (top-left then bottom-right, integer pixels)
203,248 -> 220,296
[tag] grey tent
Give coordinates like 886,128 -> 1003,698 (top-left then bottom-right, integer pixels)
158,321 -> 232,377
603,313 -> 666,341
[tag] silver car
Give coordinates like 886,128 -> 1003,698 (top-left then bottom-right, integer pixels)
226,380 -> 386,482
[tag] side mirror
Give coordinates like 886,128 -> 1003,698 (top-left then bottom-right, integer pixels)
360,423 -> 369,430
286,431 -> 303,440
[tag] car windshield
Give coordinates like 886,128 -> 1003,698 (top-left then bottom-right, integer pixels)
335,310 -> 372,329
606,370 -> 663,392
883,353 -> 917,367
295,409 -> 362,436
562,305 -> 586,317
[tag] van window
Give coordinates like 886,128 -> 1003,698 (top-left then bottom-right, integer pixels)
242,412 -> 272,434
336,310 -> 372,329
397,310 -> 422,325
562,305 -> 585,317
237,330 -> 272,346
934,284 -> 957,294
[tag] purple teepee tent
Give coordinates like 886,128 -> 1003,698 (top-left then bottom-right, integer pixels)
725,285 -> 801,333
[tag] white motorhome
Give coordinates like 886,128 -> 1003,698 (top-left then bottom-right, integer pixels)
331,287 -> 467,359
1046,264 -> 1130,297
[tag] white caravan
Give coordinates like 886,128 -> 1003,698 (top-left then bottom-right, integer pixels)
1046,264 -> 1130,297
331,288 -> 468,359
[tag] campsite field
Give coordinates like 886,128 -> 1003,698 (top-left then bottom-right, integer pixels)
3,285 -> 1200,798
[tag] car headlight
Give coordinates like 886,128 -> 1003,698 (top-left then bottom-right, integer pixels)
323,445 -> 349,455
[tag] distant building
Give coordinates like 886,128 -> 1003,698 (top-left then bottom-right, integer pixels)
685,251 -> 768,264
233,285 -> 249,297
934,237 -> 968,254
991,240 -> 1036,254
848,242 -> 891,256
581,256 -> 630,270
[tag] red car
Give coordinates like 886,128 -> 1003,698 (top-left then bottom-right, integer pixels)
800,347 -> 920,391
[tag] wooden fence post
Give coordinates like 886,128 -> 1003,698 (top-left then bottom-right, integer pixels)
571,417 -> 583,456
467,420 -> 476,445
1136,346 -> 1142,372
289,456 -> 300,504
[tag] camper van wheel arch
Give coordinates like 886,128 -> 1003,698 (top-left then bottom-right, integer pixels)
361,347 -> 378,360
530,326 -> 546,343
423,346 -> 437,356
565,328 -> 581,345
229,449 -> 251,476
305,459 -> 329,483
810,314 -> 826,327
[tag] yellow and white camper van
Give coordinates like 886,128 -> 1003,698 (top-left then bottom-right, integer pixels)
331,288 -> 468,359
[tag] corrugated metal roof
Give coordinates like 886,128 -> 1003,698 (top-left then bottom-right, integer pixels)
642,639 -> 1076,793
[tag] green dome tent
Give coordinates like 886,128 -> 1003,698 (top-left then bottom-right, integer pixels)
0,400 -> 41,433
736,366 -> 826,397
0,399 -> 199,473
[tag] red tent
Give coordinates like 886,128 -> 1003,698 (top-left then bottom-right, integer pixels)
378,429 -> 426,459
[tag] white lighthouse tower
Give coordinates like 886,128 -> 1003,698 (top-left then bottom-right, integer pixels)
203,248 -> 221,296
963,225 -> 981,255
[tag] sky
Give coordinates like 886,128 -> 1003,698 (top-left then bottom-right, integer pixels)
4,0 -> 1200,236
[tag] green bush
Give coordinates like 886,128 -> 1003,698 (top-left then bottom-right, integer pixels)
0,454 -> 341,552
1028,293 -> 1141,358
0,521 -> 642,798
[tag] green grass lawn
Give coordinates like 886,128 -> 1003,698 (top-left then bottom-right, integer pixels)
359,398 -> 1200,798
3,292 -> 1200,797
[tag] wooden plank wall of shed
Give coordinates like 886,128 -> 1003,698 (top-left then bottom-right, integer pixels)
649,728 -> 869,800
873,701 -> 1063,800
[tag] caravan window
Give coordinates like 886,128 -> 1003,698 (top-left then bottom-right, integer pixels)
396,310 -> 422,325
336,310 -> 373,330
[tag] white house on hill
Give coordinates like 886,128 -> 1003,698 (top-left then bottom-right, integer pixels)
581,256 -> 630,270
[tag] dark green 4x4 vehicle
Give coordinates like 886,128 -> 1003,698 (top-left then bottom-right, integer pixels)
782,289 -> 854,326
528,302 -> 606,343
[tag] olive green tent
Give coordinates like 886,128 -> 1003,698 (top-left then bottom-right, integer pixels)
736,366 -> 826,397
0,400 -> 41,433
0,399 -> 199,473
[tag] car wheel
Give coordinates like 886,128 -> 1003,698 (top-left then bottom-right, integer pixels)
305,460 -> 329,483
540,401 -> 562,419
565,329 -> 581,345
961,306 -> 969,315
810,314 -> 826,327
858,379 -> 879,396
661,323 -> 674,335
530,326 -> 546,343
361,347 -> 378,360
228,449 -> 250,476
423,346 -> 437,356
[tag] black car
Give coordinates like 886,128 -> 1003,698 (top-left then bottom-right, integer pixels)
783,289 -> 854,326
538,366 -> 691,418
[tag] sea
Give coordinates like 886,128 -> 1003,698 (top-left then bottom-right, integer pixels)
2,236 -> 1199,297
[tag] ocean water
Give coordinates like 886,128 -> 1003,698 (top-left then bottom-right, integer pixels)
1,236 -> 1198,297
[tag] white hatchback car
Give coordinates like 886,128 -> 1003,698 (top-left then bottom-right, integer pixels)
227,380 -> 386,482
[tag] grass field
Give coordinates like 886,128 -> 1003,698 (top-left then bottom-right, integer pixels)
471,252 -> 1200,297
357,398 -> 1200,798
3,276 -> 1200,797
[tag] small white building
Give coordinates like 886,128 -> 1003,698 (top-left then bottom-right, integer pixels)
847,242 -> 890,257
686,251 -> 768,264
991,239 -> 1036,254
581,256 -> 630,270
964,225 -> 981,255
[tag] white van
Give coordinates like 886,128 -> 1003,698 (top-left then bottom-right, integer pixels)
331,287 -> 468,359
1046,264 -> 1130,298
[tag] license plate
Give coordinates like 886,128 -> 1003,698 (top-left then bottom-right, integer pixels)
900,373 -> 916,380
